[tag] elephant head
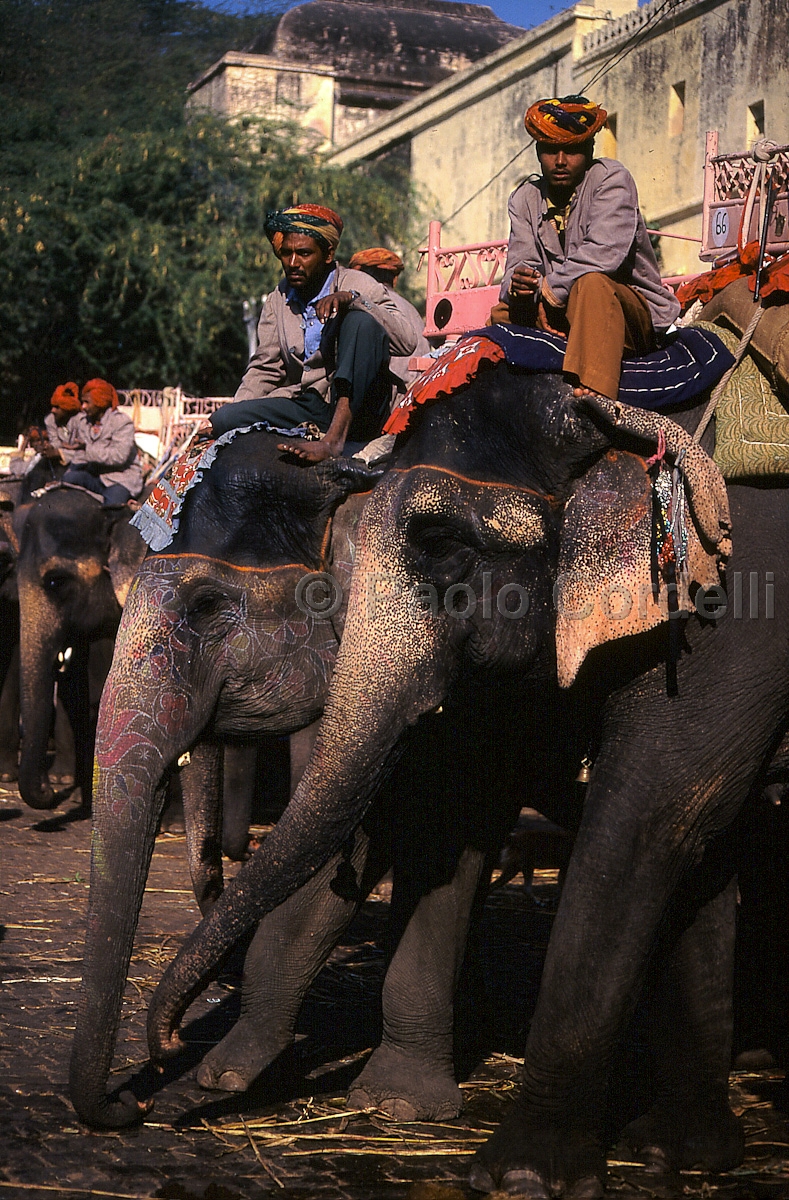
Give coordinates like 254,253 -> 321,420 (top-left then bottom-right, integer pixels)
145,366 -> 729,1079
15,486 -> 145,810
69,431 -> 379,1130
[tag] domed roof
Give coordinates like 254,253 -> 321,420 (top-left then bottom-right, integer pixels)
248,0 -> 524,85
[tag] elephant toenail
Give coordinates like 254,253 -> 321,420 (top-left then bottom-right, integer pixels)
467,1162 -> 498,1193
568,1177 -> 605,1200
500,1168 -> 551,1198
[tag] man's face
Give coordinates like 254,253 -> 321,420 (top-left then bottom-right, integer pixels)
537,142 -> 592,194
278,232 -> 333,296
51,406 -> 71,426
82,399 -> 102,423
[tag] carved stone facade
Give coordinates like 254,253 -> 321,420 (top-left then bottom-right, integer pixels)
187,0 -> 524,150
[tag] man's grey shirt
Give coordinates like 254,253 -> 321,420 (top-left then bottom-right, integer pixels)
500,157 -> 680,331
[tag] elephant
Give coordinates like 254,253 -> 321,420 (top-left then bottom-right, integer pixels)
144,360 -> 786,1198
14,484 -> 147,810
0,473 -> 77,785
67,423 -> 581,1132
68,434 -> 393,1129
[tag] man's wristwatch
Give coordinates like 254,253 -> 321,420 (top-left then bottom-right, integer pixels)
348,289 -> 361,302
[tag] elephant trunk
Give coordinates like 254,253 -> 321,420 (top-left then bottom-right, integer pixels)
17,582 -> 62,809
69,782 -> 165,1128
69,577 -> 217,1128
147,490 -> 454,1062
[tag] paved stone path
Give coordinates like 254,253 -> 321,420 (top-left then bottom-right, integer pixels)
1,785 -> 788,1199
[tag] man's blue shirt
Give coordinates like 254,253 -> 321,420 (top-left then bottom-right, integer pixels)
287,264 -> 337,362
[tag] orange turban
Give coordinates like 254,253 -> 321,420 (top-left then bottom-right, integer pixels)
50,382 -> 81,412
81,378 -> 118,410
524,95 -> 607,146
349,248 -> 404,275
265,204 -> 343,255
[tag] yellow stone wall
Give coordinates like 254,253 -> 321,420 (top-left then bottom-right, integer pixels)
582,0 -> 789,275
328,0 -> 788,288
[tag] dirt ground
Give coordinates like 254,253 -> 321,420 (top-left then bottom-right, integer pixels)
2,783 -> 789,1200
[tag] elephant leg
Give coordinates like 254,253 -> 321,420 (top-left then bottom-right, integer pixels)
349,843 -> 488,1121
50,693 -> 76,784
0,643 -> 20,780
180,740 -> 224,915
196,822 -> 389,1092
619,872 -> 744,1174
221,742 -> 257,862
470,644 -> 788,1197
289,720 -> 320,795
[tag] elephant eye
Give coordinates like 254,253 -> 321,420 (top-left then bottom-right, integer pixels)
43,569 -> 72,592
407,514 -> 476,584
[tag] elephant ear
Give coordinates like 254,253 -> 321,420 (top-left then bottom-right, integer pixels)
555,449 -> 723,687
106,513 -> 147,607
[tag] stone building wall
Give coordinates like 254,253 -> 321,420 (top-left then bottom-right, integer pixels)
327,0 -> 789,279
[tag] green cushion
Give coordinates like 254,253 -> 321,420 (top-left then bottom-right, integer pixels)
693,321 -> 789,479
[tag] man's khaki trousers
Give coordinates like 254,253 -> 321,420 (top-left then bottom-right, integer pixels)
563,272 -> 655,400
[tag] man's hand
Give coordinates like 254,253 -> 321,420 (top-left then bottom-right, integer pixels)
535,298 -> 567,338
509,266 -> 542,298
315,291 -> 356,323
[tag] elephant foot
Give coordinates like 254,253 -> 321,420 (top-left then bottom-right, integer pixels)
196,1017 -> 293,1092
618,1096 -> 745,1174
468,1111 -> 606,1199
48,772 -> 75,788
347,1044 -> 463,1121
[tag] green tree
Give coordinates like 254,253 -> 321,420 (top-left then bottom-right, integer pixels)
0,116 -> 415,418
0,0 -> 417,435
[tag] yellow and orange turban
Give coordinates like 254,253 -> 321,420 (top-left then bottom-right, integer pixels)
524,95 -> 607,146
264,204 -> 343,255
50,382 -> 81,412
81,378 -> 118,410
349,247 -> 404,275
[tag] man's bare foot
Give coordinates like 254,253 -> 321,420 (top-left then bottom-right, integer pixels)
571,384 -> 599,398
277,438 -> 341,463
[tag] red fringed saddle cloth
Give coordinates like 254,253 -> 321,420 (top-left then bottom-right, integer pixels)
384,336 -> 506,436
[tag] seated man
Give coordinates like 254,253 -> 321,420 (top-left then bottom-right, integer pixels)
210,205 -> 419,463
348,247 -> 430,396
62,378 -> 144,505
498,94 -> 680,401
36,382 -> 84,463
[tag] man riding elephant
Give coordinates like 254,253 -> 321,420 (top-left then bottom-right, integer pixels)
28,381 -> 84,465
496,94 -> 680,400
209,204 -> 419,463
61,378 -> 144,506
348,246 -> 430,396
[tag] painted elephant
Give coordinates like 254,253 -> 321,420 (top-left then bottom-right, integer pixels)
14,484 -> 146,809
0,471 -> 78,785
145,361 -> 784,1197
67,422 -> 581,1131
68,434 -> 394,1129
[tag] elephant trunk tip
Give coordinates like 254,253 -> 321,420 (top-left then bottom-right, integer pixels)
19,778 -> 59,811
71,1087 -> 152,1130
147,1007 -> 187,1064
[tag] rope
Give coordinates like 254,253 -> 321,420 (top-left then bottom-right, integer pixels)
693,304 -> 765,443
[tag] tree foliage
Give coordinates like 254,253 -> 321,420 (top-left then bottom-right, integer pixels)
0,0 -> 417,433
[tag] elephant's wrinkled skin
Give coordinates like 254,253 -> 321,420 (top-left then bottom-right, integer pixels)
148,365 -> 785,1197
69,434 -> 381,1130
15,485 -> 145,809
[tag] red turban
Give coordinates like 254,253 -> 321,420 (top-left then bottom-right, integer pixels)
349,248 -> 404,274
82,378 -> 118,410
265,204 -> 343,255
524,95 -> 607,146
50,382 -> 81,412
